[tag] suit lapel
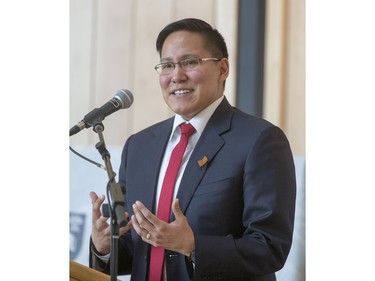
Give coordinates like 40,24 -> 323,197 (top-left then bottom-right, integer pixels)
134,119 -> 174,213
176,98 -> 234,215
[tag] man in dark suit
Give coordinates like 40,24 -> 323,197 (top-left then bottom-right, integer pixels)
89,18 -> 296,281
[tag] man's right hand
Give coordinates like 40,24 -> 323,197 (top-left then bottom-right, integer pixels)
90,191 -> 132,255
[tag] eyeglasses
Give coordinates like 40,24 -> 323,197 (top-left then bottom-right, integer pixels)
154,57 -> 221,75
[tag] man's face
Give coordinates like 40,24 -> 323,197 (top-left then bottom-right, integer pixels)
158,31 -> 229,120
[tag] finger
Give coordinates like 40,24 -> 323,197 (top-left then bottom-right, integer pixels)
89,191 -> 98,204
131,208 -> 153,238
90,193 -> 105,220
119,212 -> 133,236
132,204 -> 151,234
119,221 -> 132,236
90,192 -> 105,209
134,201 -> 159,228
94,195 -> 106,211
97,215 -> 110,226
133,202 -> 151,228
131,214 -> 144,236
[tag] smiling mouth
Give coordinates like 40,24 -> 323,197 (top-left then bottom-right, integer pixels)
172,89 -> 193,96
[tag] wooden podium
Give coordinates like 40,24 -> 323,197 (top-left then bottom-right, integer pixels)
70,260 -> 121,281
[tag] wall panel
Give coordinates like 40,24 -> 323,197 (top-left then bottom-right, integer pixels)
131,0 -> 175,133
284,0 -> 305,156
90,0 -> 134,145
70,0 -> 95,145
263,0 -> 305,156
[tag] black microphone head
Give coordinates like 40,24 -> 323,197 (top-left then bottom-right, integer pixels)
115,89 -> 134,109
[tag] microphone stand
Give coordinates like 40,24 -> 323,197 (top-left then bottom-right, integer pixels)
93,122 -> 127,281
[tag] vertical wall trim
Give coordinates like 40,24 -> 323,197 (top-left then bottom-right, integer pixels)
236,0 -> 266,117
87,0 -> 99,144
279,0 -> 288,128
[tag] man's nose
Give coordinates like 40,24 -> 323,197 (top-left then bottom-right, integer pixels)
171,64 -> 187,82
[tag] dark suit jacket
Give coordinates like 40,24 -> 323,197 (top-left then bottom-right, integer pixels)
90,97 -> 296,281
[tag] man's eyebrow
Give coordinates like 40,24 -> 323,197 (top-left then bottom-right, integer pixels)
159,58 -> 173,63
159,54 -> 198,63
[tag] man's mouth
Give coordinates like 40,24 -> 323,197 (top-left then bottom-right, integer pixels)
172,89 -> 193,96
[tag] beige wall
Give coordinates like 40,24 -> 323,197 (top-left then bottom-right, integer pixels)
263,0 -> 305,156
70,0 -> 304,156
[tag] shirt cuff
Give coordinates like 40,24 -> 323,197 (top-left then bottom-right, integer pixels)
91,243 -> 110,263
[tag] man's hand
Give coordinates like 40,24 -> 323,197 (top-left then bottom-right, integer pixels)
131,198 -> 195,256
90,191 -> 132,255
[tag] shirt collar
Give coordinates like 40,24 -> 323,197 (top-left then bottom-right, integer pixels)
169,95 -> 224,140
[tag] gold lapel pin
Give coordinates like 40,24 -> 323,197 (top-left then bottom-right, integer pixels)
197,156 -> 209,167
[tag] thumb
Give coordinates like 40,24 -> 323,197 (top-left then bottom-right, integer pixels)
171,198 -> 183,219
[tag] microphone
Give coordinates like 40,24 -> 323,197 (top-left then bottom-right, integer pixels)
70,89 -> 134,136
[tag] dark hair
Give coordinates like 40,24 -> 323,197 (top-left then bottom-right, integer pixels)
156,18 -> 229,59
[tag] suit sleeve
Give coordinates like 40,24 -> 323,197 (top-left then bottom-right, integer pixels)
193,125 -> 296,280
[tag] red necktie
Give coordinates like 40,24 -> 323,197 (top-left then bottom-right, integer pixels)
148,123 -> 195,281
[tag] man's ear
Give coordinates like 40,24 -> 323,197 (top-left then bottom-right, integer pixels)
218,58 -> 230,82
